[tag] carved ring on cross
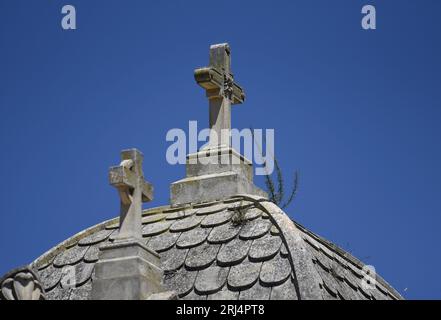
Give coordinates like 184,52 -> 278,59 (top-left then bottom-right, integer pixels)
222,74 -> 234,100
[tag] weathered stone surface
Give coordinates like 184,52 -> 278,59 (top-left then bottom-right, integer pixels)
74,262 -> 95,286
196,203 -> 227,215
280,243 -> 288,257
260,253 -> 291,286
78,229 -> 112,246
185,242 -> 220,270
45,284 -> 71,300
370,287 -> 388,300
217,238 -> 250,266
238,281 -> 271,300
53,245 -> 88,267
228,259 -> 261,290
248,234 -> 282,262
316,264 -> 339,296
176,228 -> 210,249
314,250 -> 332,271
147,291 -> 178,300
171,169 -> 266,206
242,207 -> 263,221
336,278 -> 360,300
163,267 -> 197,297
181,290 -> 207,300
347,261 -> 363,278
142,220 -> 173,237
84,245 -> 100,263
39,264 -> 63,290
239,219 -> 271,240
270,225 -> 280,236
161,247 -> 188,272
207,286 -> 239,300
343,266 -> 360,290
170,215 -> 203,232
208,223 -> 241,244
201,210 -> 232,228
148,232 -> 180,253
166,209 -> 196,220
270,277 -> 298,300
227,199 -> 254,210
322,286 -> 339,300
105,221 -> 120,230
142,214 -> 167,225
194,264 -> 229,295
303,234 -> 321,251
70,280 -> 92,300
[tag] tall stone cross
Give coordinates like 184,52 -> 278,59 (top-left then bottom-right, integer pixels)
108,149 -> 153,240
194,43 -> 245,149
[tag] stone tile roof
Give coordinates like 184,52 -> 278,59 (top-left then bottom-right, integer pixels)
27,195 -> 403,300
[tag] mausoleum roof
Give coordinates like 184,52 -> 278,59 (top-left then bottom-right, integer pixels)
19,195 -> 402,300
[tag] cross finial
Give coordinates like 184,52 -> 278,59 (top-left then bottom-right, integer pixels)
194,43 -> 245,149
108,149 -> 153,240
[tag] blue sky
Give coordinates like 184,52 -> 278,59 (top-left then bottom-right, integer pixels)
1,0 -> 440,299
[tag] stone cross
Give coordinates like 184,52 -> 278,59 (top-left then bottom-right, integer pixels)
194,43 -> 245,149
108,149 -> 153,240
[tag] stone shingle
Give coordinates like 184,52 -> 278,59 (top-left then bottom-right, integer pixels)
176,228 -> 210,249
185,242 -> 220,270
207,223 -> 241,244
165,209 -> 196,220
142,220 -> 173,237
142,213 -> 167,225
239,218 -> 271,240
53,245 -> 88,267
161,247 -> 188,272
260,253 -> 291,286
196,203 -> 227,215
201,210 -> 232,228
78,229 -> 112,246
163,267 -> 197,297
39,264 -> 63,290
74,262 -> 95,286
228,259 -> 261,290
194,264 -> 229,295
148,231 -> 180,252
217,238 -> 250,266
84,245 -> 100,263
248,234 -> 282,262
170,215 -> 203,232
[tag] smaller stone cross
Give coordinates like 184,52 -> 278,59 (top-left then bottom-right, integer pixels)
194,43 -> 245,149
108,149 -> 153,240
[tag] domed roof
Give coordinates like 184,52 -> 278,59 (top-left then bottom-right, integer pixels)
22,195 -> 402,300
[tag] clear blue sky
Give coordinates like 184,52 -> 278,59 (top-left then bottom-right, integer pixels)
1,0 -> 440,299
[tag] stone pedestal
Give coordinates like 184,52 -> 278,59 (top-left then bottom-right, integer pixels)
91,238 -> 164,300
171,147 -> 267,206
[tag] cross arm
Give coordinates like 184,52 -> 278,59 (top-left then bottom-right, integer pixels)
109,150 -> 153,203
194,67 -> 245,104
